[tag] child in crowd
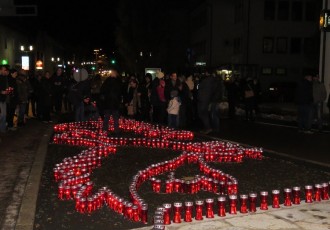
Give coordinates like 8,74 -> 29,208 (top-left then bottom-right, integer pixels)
167,90 -> 181,128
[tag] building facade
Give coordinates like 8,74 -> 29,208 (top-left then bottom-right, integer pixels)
190,0 -> 322,89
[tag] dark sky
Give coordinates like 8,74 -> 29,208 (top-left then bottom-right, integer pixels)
37,0 -> 119,53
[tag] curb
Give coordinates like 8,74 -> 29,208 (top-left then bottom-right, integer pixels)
15,127 -> 53,230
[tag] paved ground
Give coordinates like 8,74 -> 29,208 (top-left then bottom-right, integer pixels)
0,104 -> 329,230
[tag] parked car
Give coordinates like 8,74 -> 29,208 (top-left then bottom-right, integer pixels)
264,81 -> 297,103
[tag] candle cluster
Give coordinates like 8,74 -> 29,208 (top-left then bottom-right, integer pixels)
151,182 -> 330,229
55,117 -> 330,228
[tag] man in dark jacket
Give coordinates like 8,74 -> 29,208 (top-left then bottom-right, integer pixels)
100,70 -> 123,134
296,73 -> 313,134
197,72 -> 217,134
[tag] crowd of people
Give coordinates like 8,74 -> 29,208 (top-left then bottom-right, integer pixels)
1,64 -> 329,136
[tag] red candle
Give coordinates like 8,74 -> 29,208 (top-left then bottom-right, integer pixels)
272,190 -> 280,208
155,179 -> 161,193
165,179 -> 173,193
184,201 -> 193,222
217,196 -> 226,217
304,185 -> 313,203
205,198 -> 214,218
163,203 -> 172,225
132,205 -> 140,222
173,202 -> 182,223
239,194 -> 248,213
283,188 -> 292,206
249,192 -> 257,212
140,203 -> 148,224
292,186 -> 301,205
321,182 -> 329,200
229,194 -> 237,214
195,200 -> 204,220
314,184 -> 322,202
260,191 -> 268,210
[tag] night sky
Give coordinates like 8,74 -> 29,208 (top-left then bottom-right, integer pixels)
37,0 -> 119,53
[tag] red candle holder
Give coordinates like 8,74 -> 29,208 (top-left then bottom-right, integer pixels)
165,180 -> 173,193
272,190 -> 280,208
163,203 -> 172,225
219,181 -> 226,195
132,205 -> 140,222
78,197 -> 86,213
184,201 -> 193,222
154,179 -> 161,193
321,182 -> 329,200
195,200 -> 204,221
174,179 -> 182,193
249,192 -> 257,213
173,202 -> 182,223
260,191 -> 268,210
304,185 -> 313,203
283,188 -> 292,206
314,184 -> 322,202
140,203 -> 148,224
239,194 -> 248,213
217,196 -> 226,217
229,194 -> 237,214
292,186 -> 301,205
205,198 -> 214,218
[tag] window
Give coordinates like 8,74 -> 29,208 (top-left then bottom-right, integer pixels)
305,1 -> 316,21
278,0 -> 289,20
290,37 -> 301,54
291,1 -> 302,21
262,67 -> 272,75
276,37 -> 287,53
276,68 -> 286,75
263,37 -> 274,53
264,0 -> 275,20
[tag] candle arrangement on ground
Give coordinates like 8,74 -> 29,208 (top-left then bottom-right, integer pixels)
47,117 -> 329,229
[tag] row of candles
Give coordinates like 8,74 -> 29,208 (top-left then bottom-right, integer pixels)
152,183 -> 330,229
53,118 -> 194,141
51,118 -> 267,226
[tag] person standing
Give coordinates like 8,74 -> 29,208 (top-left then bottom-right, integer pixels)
296,72 -> 314,134
197,72 -> 216,134
0,65 -> 10,133
312,74 -> 327,132
100,70 -> 123,135
6,69 -> 19,130
313,74 -> 327,131
51,67 -> 65,114
39,71 -> 53,123
16,69 -> 32,127
167,90 -> 181,128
